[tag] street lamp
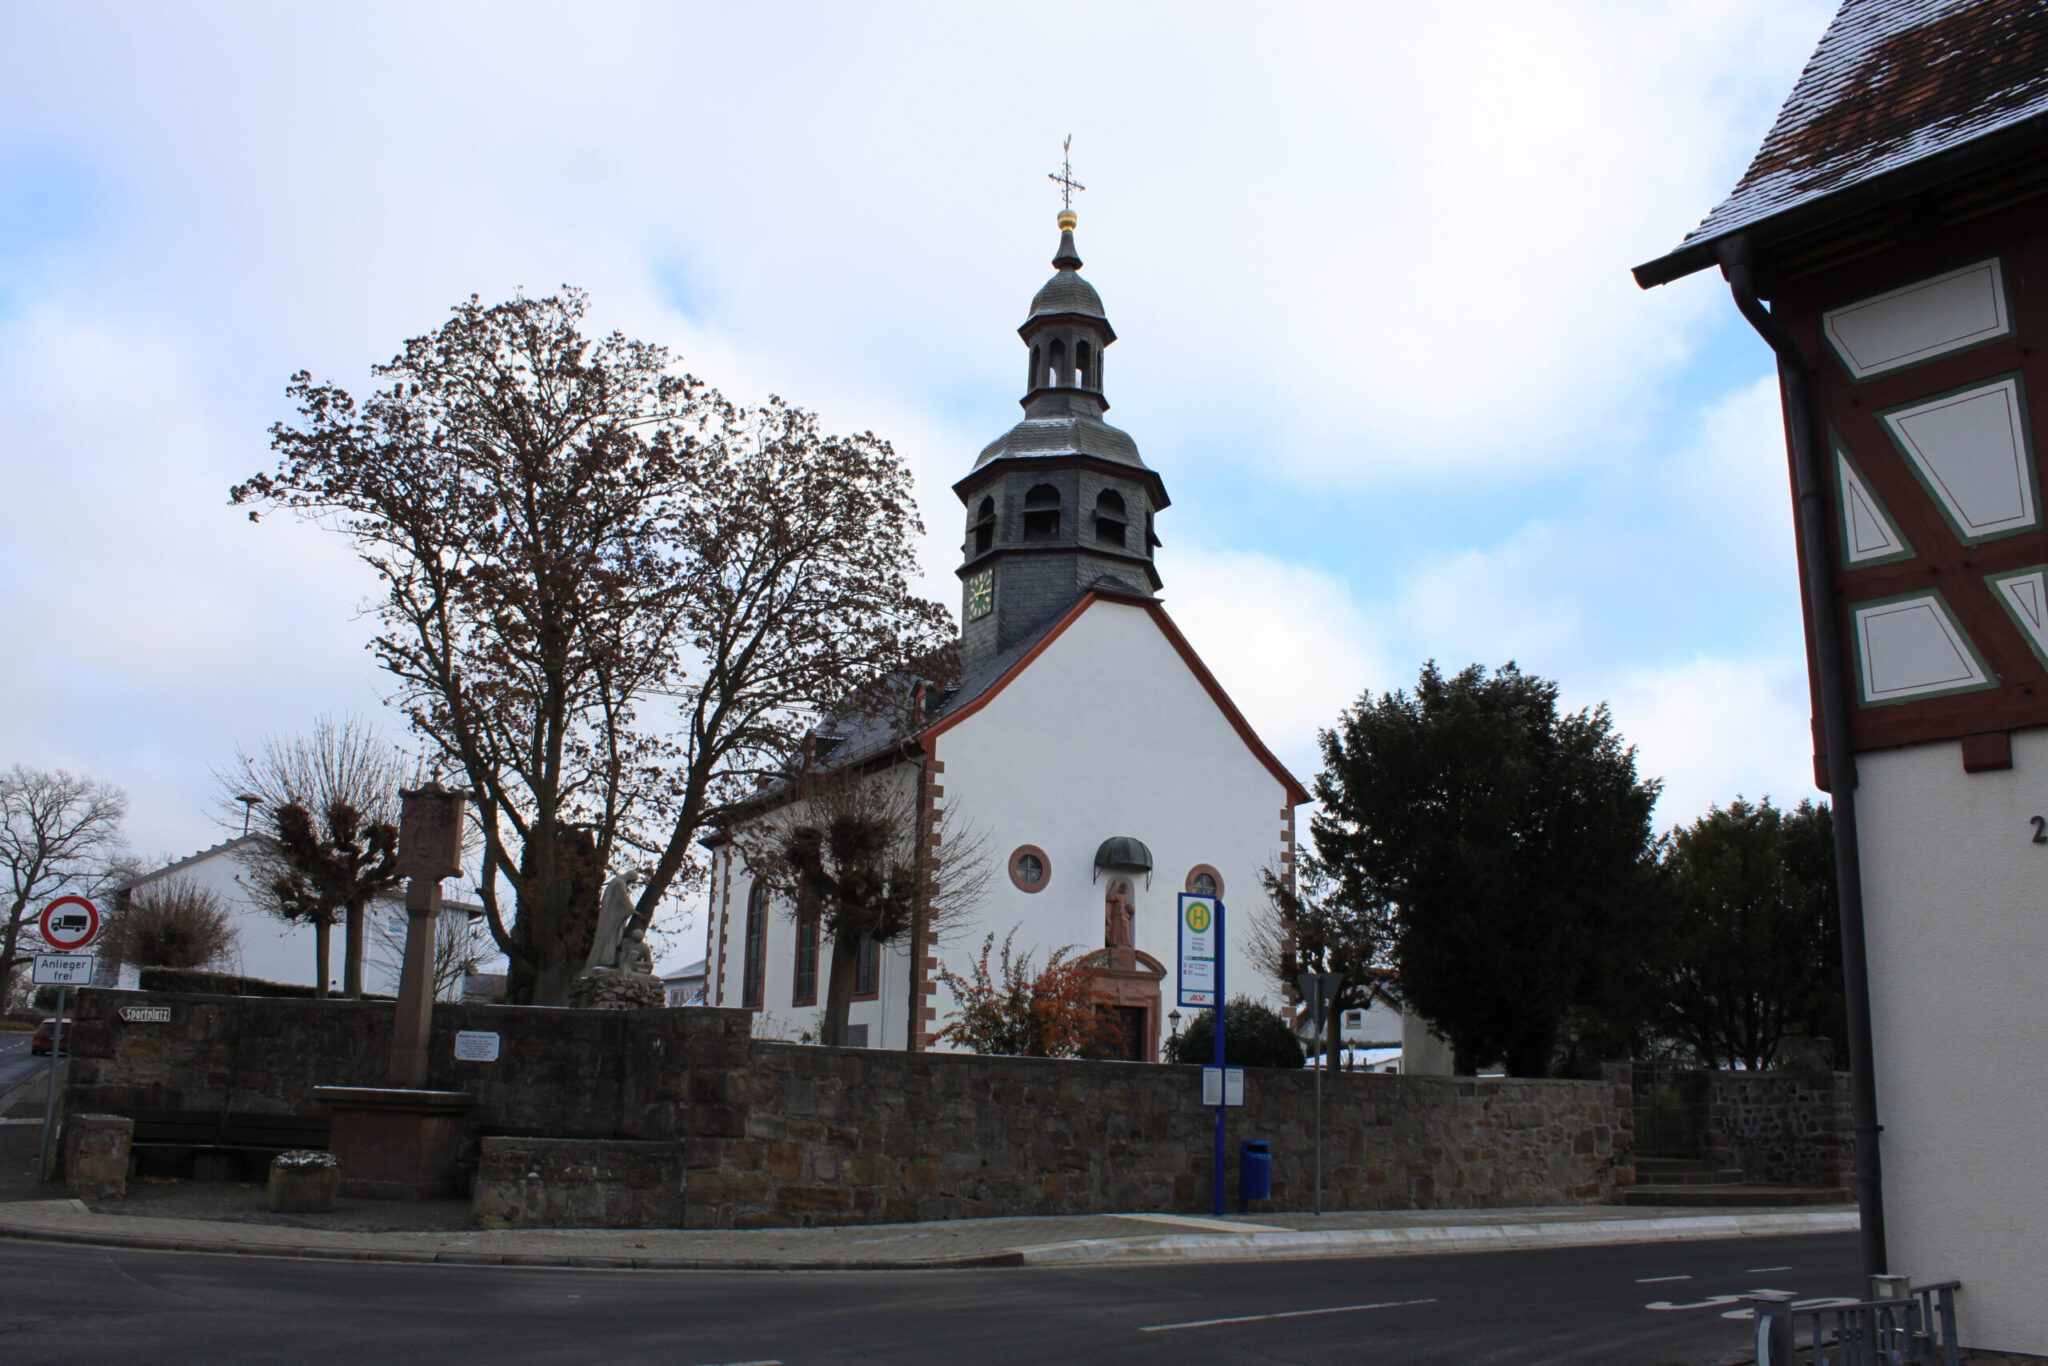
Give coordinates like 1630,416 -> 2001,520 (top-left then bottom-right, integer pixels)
236,793 -> 262,836
1168,1009 -> 1182,1041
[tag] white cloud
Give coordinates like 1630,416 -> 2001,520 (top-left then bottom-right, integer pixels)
1159,546 -> 1390,783
0,0 -> 1841,876
1602,655 -> 1821,833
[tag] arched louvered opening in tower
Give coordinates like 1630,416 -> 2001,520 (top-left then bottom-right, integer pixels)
1047,339 -> 1067,389
1022,483 -> 1061,540
970,495 -> 996,556
1145,509 -> 1157,557
1094,489 -> 1127,548
1075,340 -> 1093,389
1028,345 -> 1042,394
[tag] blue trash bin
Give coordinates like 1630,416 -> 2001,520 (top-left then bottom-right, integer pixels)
1239,1140 -> 1272,1210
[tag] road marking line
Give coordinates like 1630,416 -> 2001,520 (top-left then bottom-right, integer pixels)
1635,1275 -> 1691,1283
1109,1213 -> 1285,1233
1140,1298 -> 1438,1332
1746,1266 -> 1793,1273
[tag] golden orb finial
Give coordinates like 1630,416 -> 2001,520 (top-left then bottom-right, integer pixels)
1057,208 -> 1078,231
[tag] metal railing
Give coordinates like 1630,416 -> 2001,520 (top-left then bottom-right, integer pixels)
1749,1277 -> 1962,1366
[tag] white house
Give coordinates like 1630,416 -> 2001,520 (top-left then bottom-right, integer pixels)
1633,1 -> 2048,1352
113,834 -> 483,999
703,210 -> 1308,1059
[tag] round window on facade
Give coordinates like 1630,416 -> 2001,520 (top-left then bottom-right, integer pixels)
1009,844 -> 1051,892
1186,864 -> 1224,898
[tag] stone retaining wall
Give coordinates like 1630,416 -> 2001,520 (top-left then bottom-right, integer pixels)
1707,1069 -> 1853,1189
693,1045 -> 1632,1228
63,989 -> 1633,1228
473,1137 -> 686,1229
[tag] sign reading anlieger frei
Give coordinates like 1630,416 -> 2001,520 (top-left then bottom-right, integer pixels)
1177,893 -> 1222,1008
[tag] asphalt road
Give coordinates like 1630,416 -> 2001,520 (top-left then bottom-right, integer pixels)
0,1231 -> 1858,1365
0,1033 -> 43,1098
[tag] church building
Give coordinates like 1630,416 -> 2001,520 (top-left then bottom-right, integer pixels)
701,206 -> 1308,1058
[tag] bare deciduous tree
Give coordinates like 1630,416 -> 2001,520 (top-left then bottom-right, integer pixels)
215,716 -> 407,997
1249,854 -> 1389,1071
234,290 -> 950,1004
0,766 -> 129,1006
104,878 -> 237,971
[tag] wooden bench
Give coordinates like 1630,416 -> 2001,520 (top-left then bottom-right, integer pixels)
127,1109 -> 330,1182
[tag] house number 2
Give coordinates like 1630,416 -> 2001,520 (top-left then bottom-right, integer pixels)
2031,816 -> 2046,845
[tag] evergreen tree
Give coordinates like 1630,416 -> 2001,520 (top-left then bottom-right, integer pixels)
1657,798 -> 1843,1070
1310,662 -> 1660,1076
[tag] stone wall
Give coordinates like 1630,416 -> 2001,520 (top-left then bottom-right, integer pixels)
691,1045 -> 1631,1228
61,988 -> 754,1162
64,988 -> 1631,1228
1707,1069 -> 1853,1189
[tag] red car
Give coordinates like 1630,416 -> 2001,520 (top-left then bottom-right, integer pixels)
30,1018 -> 71,1056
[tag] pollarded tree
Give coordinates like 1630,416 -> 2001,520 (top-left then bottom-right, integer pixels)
737,757 -> 988,1046
216,715 -> 408,997
235,290 -> 951,1003
1310,662 -> 1660,1077
1657,798 -> 1843,1070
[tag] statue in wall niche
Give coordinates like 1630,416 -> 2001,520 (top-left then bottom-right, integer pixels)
1104,879 -> 1135,949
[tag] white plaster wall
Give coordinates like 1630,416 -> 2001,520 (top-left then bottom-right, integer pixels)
1856,730 -> 2048,1356
122,843 -> 469,997
932,599 -> 1294,1053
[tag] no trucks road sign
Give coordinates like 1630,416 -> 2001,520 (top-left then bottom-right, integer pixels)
38,895 -> 101,952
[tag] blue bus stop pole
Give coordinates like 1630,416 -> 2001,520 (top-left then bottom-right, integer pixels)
1211,903 -> 1226,1217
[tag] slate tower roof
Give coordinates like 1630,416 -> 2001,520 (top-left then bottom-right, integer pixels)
953,212 -> 1170,667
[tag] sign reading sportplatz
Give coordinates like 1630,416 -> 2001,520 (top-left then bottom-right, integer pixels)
1176,892 -> 1221,1008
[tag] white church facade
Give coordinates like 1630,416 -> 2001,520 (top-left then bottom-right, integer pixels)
703,209 -> 1306,1057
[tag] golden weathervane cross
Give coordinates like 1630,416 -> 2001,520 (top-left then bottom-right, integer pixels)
1048,135 -> 1085,215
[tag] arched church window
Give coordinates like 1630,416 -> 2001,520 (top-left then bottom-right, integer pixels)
1048,338 -> 1067,389
971,496 -> 995,556
742,880 -> 768,1009
1076,340 -> 1092,388
792,896 -> 819,1006
853,934 -> 881,998
1185,865 -> 1224,898
1095,489 -> 1127,548
1023,484 -> 1061,540
1008,844 -> 1051,892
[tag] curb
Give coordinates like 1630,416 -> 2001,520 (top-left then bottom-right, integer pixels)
1016,1211 -> 1860,1265
0,1220 -> 1029,1271
0,1207 -> 1855,1273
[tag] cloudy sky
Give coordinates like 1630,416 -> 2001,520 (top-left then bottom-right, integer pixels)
1,0 -> 1837,966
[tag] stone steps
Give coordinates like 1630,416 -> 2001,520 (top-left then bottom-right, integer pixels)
1634,1157 -> 1746,1186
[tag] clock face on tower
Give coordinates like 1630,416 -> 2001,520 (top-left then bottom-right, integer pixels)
966,568 -> 994,621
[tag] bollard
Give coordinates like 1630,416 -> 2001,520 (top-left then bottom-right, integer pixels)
1747,1292 -> 1796,1366
1239,1140 -> 1272,1212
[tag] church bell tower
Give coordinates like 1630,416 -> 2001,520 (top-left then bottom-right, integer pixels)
954,199 -> 1170,667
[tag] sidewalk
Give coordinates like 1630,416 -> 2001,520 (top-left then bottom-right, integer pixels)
0,1076 -> 1854,1271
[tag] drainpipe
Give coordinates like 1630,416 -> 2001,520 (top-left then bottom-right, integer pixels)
1720,235 -> 1887,1278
